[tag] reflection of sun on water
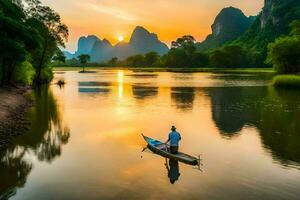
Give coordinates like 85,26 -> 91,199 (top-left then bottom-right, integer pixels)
118,70 -> 124,99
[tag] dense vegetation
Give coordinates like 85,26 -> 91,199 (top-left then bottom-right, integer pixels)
0,0 -> 68,86
266,21 -> 300,73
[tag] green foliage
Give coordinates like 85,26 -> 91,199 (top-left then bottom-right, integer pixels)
25,2 -> 68,85
77,54 -> 90,64
266,20 -> 300,73
171,35 -> 196,55
40,66 -> 54,82
125,55 -> 146,67
273,75 -> 300,88
209,45 -> 248,68
13,61 -> 35,85
0,0 -> 68,86
144,52 -> 161,67
0,0 -> 39,85
163,48 -> 188,68
108,57 -> 118,67
237,0 -> 300,56
52,50 -> 66,63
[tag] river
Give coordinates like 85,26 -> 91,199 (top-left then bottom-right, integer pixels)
1,70 -> 300,200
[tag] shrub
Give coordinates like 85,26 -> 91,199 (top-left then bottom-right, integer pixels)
13,61 -> 35,85
266,36 -> 300,73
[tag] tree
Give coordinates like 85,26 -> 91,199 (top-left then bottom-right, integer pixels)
125,55 -> 145,67
24,1 -> 68,85
191,52 -> 209,68
52,50 -> 66,63
266,20 -> 300,73
171,35 -> 196,55
209,45 -> 247,68
144,52 -> 160,67
164,48 -> 188,68
0,0 -> 39,85
77,54 -> 90,72
108,57 -> 118,67
0,0 -> 68,86
290,20 -> 300,36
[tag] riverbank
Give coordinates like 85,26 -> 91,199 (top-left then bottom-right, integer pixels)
273,75 -> 300,88
0,87 -> 33,150
54,67 -> 275,74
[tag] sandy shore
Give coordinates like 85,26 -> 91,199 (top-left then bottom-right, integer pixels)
0,87 -> 33,150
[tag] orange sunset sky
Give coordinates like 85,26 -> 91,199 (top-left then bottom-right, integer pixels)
40,0 -> 264,52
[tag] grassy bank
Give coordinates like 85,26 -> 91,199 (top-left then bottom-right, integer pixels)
273,75 -> 300,88
54,67 -> 275,74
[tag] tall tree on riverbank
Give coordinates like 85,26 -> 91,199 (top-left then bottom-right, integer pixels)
0,0 -> 39,85
24,0 -> 68,85
0,0 -> 68,86
77,54 -> 90,72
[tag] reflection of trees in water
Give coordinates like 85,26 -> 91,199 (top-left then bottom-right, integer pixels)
15,86 -> 70,162
255,88 -> 300,166
0,86 -> 70,198
206,86 -> 300,167
171,87 -> 195,111
132,85 -> 158,100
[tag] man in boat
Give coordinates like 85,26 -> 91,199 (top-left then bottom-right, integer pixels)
165,126 -> 181,154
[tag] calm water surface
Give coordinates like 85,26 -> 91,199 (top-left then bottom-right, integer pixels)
1,70 -> 300,200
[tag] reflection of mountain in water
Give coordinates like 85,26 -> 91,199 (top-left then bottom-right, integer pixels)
171,87 -> 195,111
78,82 -> 111,95
206,86 -> 300,167
132,85 -> 158,100
0,86 -> 70,198
206,87 -> 266,137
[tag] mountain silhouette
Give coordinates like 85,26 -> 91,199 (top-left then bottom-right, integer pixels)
197,7 -> 255,51
64,26 -> 169,62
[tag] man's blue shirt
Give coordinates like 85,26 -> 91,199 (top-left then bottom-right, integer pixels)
168,131 -> 181,146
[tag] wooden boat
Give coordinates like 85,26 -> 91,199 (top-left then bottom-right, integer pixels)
142,134 -> 199,165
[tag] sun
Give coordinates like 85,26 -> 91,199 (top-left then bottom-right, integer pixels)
118,35 -> 124,42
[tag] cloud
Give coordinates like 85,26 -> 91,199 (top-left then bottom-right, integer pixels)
84,0 -> 137,22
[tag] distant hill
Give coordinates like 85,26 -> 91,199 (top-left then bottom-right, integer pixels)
89,39 -> 113,62
197,7 -> 255,51
64,26 -> 169,62
129,26 -> 169,55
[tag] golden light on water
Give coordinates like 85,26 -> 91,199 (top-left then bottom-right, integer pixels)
118,70 -> 124,99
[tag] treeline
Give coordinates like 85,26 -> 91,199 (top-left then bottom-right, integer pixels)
60,36 -> 254,69
0,0 -> 68,86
